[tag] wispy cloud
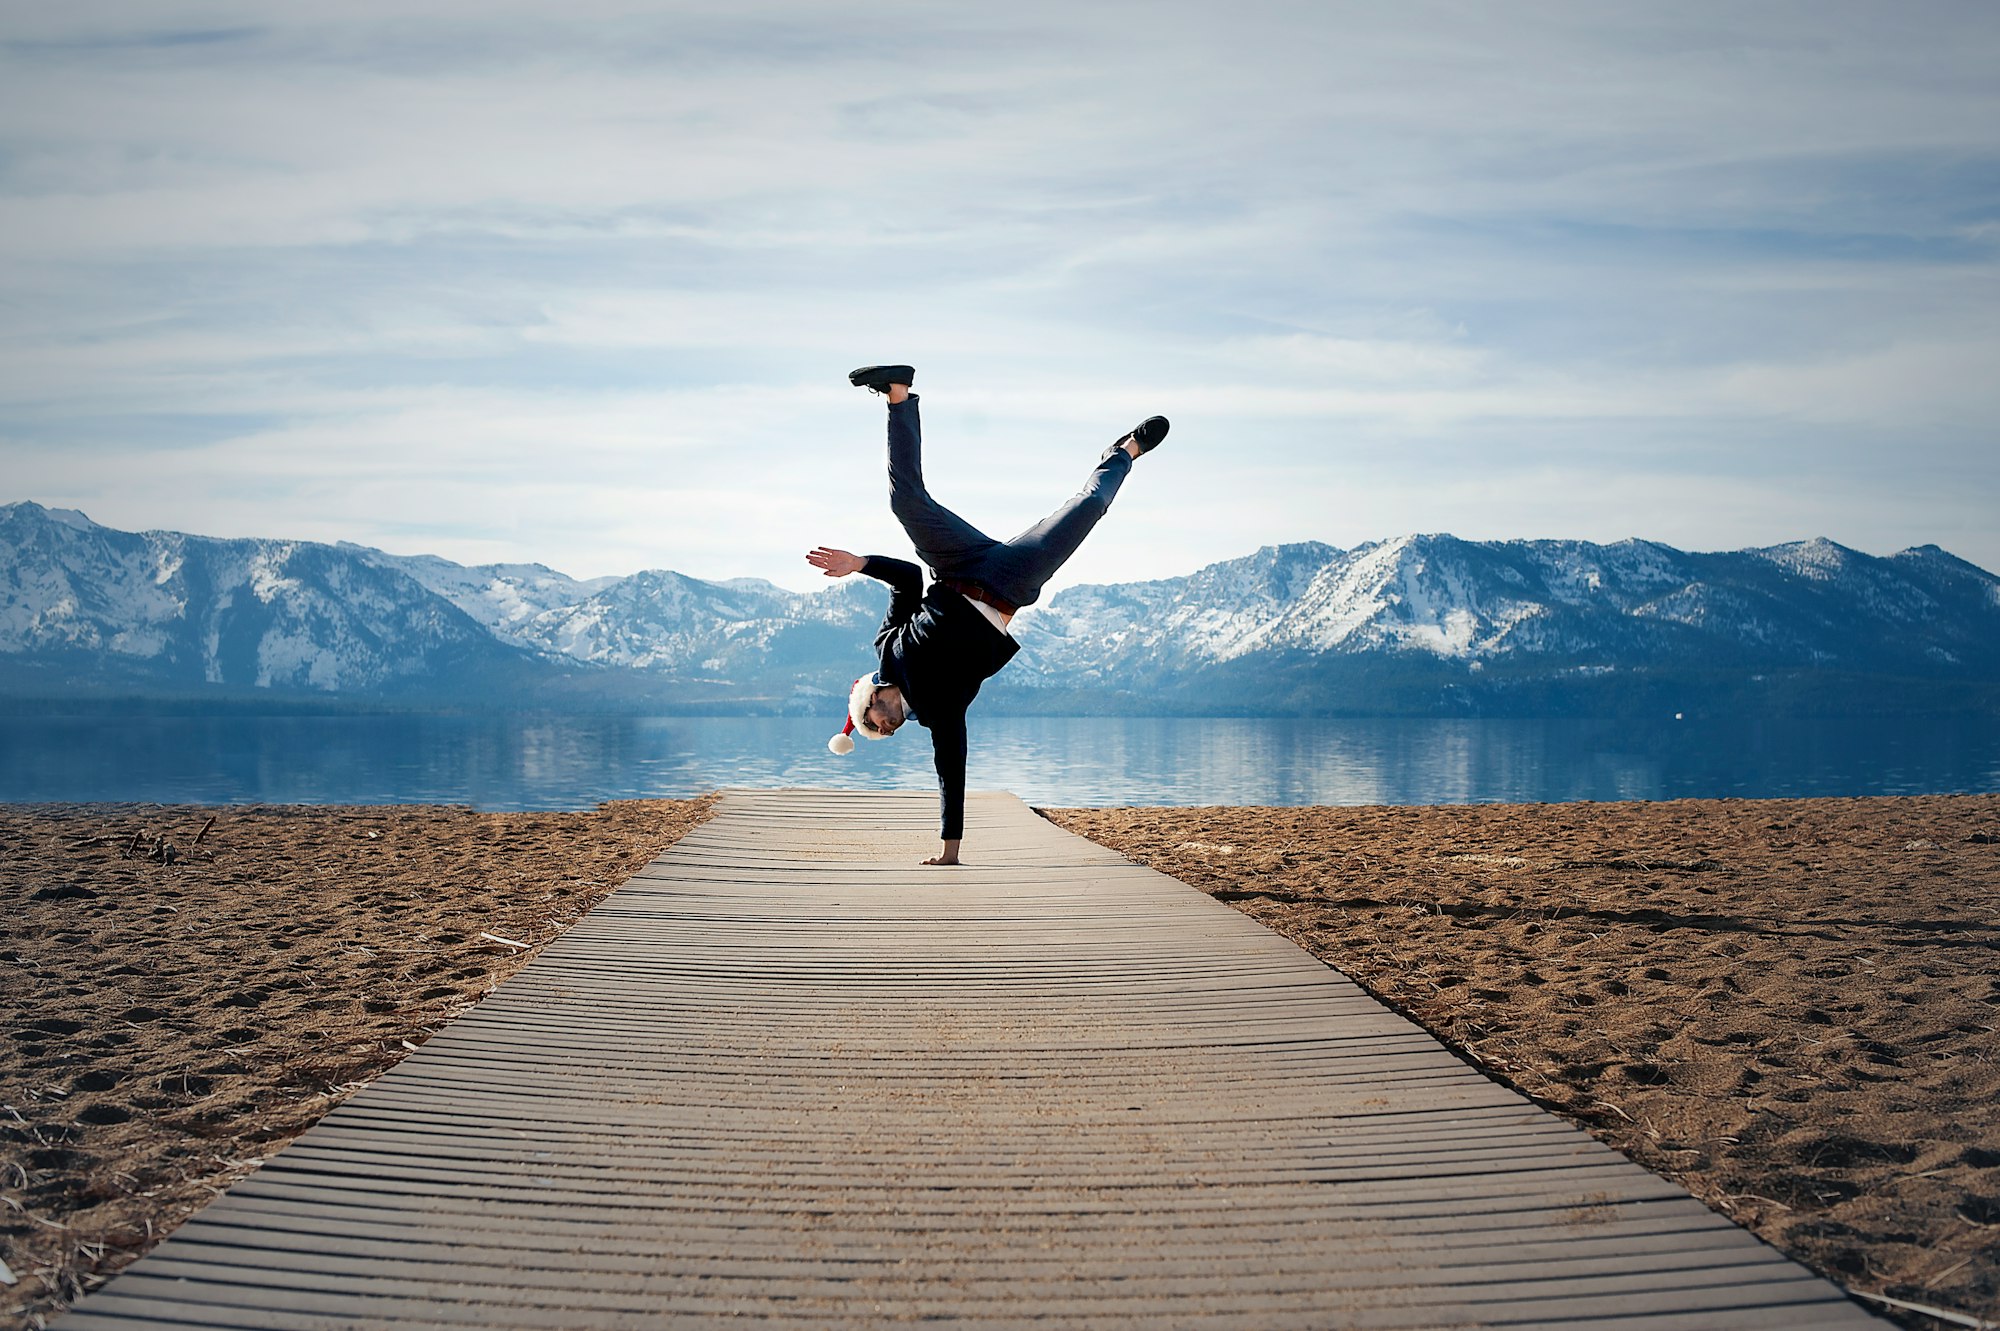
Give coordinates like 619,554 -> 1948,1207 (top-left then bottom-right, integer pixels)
3,1 -> 1997,585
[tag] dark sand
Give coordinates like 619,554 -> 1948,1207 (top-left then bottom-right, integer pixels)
0,799 -> 712,1330
4,793 -> 1996,1329
1047,795 -> 2000,1330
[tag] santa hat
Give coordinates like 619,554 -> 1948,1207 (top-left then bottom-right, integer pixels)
828,675 -> 890,754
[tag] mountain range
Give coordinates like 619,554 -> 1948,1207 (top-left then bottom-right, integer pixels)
4,500 -> 1996,717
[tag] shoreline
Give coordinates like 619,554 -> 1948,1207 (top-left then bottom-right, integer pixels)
3,792 -> 1994,1330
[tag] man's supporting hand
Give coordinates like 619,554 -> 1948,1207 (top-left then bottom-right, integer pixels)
807,547 -> 865,578
923,839 -> 962,866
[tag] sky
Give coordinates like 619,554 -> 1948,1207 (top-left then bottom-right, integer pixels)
2,1 -> 1997,593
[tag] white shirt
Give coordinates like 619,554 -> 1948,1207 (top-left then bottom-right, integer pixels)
962,593 -> 1012,636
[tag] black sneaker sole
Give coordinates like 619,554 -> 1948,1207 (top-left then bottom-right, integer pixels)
849,365 -> 915,392
1123,415 -> 1169,454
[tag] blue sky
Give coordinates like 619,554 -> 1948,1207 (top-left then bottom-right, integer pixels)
3,1 -> 1997,591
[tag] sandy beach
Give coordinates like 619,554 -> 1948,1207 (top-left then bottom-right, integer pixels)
2,792 -> 1995,1330
1049,795 -> 2000,1330
0,799 -> 712,1330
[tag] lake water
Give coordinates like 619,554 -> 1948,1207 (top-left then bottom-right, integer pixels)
2,713 -> 1996,810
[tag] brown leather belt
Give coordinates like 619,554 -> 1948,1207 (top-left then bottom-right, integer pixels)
936,577 -> 1019,617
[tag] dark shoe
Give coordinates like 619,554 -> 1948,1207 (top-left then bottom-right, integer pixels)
849,365 -> 915,393
1106,415 -> 1170,459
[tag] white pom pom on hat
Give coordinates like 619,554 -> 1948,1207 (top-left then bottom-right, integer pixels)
828,716 -> 857,755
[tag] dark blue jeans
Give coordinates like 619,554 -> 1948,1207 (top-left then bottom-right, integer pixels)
886,395 -> 1130,609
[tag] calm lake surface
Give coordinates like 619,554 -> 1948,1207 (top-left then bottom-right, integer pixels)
2,713 -> 1997,810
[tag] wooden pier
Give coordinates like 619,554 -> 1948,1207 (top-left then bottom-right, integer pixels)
67,788 -> 1879,1328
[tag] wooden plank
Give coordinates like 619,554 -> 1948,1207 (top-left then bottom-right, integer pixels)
69,788 -> 1881,1329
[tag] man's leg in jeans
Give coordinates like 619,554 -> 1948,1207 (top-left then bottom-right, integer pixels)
885,394 -> 999,578
977,447 -> 1133,609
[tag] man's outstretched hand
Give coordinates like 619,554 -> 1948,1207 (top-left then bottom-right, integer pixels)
807,547 -> 865,579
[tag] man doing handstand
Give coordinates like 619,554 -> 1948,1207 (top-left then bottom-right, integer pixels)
809,364 -> 1167,865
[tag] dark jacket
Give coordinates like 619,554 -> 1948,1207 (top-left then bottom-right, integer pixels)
862,556 -> 1020,840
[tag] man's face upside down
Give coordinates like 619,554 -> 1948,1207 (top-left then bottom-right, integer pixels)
865,688 -> 908,736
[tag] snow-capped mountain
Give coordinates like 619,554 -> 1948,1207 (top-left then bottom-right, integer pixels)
516,570 -> 881,675
1006,533 -> 2000,694
3,501 -> 1995,714
0,503 -> 522,693
0,502 -> 881,700
344,547 -> 621,649
350,546 -> 881,673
